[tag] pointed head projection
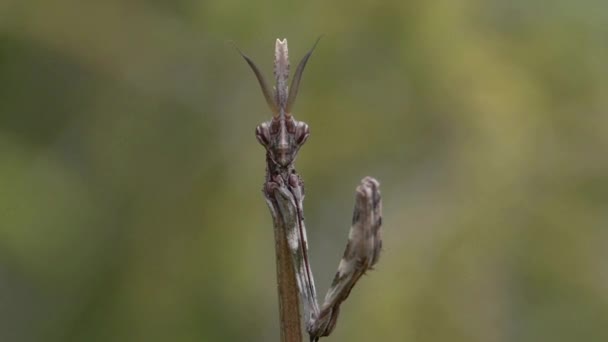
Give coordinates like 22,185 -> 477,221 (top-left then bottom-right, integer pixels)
236,38 -> 320,167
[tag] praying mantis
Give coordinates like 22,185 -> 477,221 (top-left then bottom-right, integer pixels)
236,38 -> 383,342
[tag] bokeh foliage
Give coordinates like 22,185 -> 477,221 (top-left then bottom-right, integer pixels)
1,1 -> 607,341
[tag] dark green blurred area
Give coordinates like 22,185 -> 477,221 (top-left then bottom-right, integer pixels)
1,1 -> 607,341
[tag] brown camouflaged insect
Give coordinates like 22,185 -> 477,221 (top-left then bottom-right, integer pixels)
236,38 -> 383,342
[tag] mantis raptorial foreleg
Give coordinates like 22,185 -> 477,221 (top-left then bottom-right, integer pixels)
266,175 -> 320,323
307,177 -> 382,341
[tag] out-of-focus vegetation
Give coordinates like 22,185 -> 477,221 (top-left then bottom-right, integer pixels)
1,1 -> 607,341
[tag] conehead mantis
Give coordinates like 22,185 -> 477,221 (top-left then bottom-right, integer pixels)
236,38 -> 383,342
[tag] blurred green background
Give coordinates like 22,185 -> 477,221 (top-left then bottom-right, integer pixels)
1,1 -> 607,341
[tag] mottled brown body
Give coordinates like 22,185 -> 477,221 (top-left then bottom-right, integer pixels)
237,38 -> 383,342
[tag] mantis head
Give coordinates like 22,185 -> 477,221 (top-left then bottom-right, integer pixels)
236,38 -> 320,167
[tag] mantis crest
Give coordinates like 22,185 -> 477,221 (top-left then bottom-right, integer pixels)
236,38 -> 383,341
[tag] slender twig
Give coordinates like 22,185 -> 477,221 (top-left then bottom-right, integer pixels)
237,38 -> 383,342
270,204 -> 304,342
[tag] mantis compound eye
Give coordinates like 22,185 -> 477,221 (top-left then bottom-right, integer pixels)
295,122 -> 310,145
255,123 -> 271,146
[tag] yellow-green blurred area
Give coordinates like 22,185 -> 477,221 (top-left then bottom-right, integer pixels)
1,0 -> 607,341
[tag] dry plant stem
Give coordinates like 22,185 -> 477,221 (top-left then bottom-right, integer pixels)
238,38 -> 383,342
269,201 -> 303,342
